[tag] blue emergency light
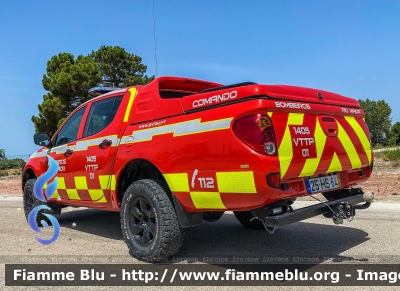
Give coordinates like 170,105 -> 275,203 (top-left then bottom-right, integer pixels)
88,82 -> 119,97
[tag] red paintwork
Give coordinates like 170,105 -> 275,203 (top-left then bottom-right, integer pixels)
23,76 -> 373,213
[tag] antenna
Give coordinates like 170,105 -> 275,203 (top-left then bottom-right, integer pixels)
152,0 -> 158,77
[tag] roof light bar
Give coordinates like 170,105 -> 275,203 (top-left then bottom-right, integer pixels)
88,82 -> 119,97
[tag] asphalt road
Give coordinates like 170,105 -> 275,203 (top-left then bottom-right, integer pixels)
1,196 -> 400,290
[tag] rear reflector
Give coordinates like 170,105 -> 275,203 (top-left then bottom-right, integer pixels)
266,172 -> 280,189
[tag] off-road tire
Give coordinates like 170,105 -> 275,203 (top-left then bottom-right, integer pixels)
23,178 -> 51,227
121,179 -> 184,262
234,211 -> 265,230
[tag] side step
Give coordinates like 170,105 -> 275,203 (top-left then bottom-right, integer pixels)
264,188 -> 374,229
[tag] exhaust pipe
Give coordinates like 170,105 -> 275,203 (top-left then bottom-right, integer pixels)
354,191 -> 374,210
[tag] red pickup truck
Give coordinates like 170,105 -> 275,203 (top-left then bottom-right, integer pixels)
23,76 -> 374,262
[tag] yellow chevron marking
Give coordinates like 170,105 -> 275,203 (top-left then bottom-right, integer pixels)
345,116 -> 372,165
337,122 -> 362,169
110,175 -> 116,191
99,175 -> 116,190
216,171 -> 256,193
88,189 -> 104,201
299,119 -> 327,177
96,196 -> 107,203
52,191 -> 60,199
123,88 -> 137,122
66,189 -> 80,200
327,152 -> 342,173
278,113 -> 304,178
163,173 -> 190,192
190,192 -> 226,209
45,176 -> 111,202
74,176 -> 88,190
58,177 -> 66,189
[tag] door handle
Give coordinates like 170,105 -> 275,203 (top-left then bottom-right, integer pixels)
64,149 -> 73,157
99,139 -> 112,149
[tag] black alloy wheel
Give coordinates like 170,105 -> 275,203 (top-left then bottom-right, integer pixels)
121,179 -> 184,262
129,197 -> 157,246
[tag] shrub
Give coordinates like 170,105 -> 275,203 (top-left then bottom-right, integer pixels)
383,148 -> 400,161
0,158 -> 26,170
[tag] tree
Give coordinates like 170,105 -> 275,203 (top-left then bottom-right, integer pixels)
90,45 -> 154,87
41,53 -> 102,115
32,47 -> 153,137
390,122 -> 400,145
358,99 -> 392,146
31,94 -> 67,135
0,149 -> 5,160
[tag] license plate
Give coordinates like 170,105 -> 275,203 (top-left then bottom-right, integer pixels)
305,175 -> 341,194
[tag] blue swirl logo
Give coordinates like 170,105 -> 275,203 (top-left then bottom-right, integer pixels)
29,154 -> 61,245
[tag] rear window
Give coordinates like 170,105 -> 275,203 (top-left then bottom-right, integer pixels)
158,78 -> 220,99
159,90 -> 194,99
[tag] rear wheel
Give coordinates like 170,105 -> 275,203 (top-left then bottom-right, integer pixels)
120,179 -> 184,262
234,211 -> 265,230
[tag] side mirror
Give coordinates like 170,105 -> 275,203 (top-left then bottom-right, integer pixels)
33,133 -> 52,147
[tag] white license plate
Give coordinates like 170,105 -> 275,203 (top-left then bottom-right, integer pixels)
305,175 -> 341,194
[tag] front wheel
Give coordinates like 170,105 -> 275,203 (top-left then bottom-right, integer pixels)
120,179 -> 184,262
23,178 -> 51,226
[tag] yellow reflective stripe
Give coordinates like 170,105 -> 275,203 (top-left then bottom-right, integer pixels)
216,171 -> 256,193
190,192 -> 226,209
131,118 -> 232,143
98,175 -> 116,191
98,175 -> 116,190
344,116 -> 372,165
163,173 -> 190,192
123,88 -> 137,122
267,112 -> 273,118
96,196 -> 107,203
88,189 -> 104,201
45,176 -> 111,202
278,113 -> 304,178
327,152 -> 342,173
74,176 -> 88,189
52,190 -> 60,199
44,178 -> 62,199
58,177 -> 66,189
110,175 -> 116,191
119,118 -> 233,145
337,122 -> 362,169
99,175 -> 109,189
164,171 -> 257,209
66,189 -> 80,200
75,135 -> 118,151
299,119 -> 327,177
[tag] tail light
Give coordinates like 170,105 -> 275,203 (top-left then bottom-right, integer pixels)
232,114 -> 277,156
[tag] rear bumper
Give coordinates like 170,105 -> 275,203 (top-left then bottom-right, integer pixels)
264,188 -> 373,229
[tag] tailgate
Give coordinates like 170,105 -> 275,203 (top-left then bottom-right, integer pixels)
180,82 -> 372,180
269,109 -> 372,180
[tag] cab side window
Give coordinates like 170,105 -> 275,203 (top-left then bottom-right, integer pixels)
83,96 -> 123,137
54,106 -> 87,146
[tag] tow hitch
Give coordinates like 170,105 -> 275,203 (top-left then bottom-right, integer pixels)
261,188 -> 374,234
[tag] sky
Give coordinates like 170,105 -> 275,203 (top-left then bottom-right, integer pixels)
0,0 -> 399,156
